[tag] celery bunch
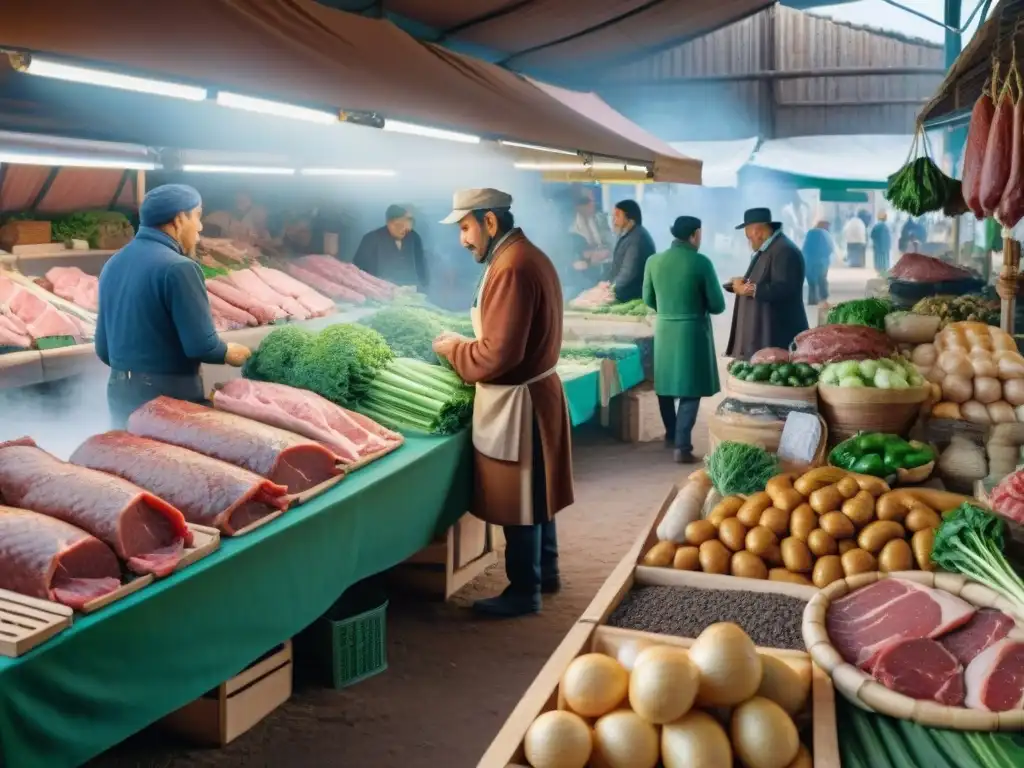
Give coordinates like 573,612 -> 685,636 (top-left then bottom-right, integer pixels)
358,358 -> 474,435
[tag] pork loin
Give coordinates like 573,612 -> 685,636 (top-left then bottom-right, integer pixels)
965,639 -> 1024,711
0,506 -> 121,609
871,638 -> 965,705
128,396 -> 343,493
70,431 -> 290,535
0,437 -> 191,577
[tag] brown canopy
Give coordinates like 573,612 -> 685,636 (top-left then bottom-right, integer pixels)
919,0 -> 1019,125
329,0 -> 773,74
0,0 -> 661,163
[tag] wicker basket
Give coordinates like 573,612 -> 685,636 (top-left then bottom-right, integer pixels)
708,412 -> 828,471
802,570 -> 1024,731
817,384 -> 928,444
725,374 -> 818,406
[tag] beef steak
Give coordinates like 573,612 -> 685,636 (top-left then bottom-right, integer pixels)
871,638 -> 965,705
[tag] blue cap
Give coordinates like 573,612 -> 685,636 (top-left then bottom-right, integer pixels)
139,184 -> 202,227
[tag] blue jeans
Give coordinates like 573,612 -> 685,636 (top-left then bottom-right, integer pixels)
658,396 -> 701,452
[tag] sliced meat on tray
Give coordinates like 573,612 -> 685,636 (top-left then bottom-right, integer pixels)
940,608 -> 1016,665
0,505 -> 121,609
207,291 -> 258,327
871,638 -> 965,705
826,578 -> 976,669
212,379 -> 402,464
226,269 -> 310,320
284,263 -> 366,304
965,639 -> 1024,711
45,266 -> 99,312
0,438 -> 192,577
207,278 -> 285,324
128,396 -> 343,493
70,432 -> 290,535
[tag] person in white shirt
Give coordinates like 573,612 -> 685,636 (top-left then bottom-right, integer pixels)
842,213 -> 868,268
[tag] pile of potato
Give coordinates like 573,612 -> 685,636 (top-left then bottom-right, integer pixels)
642,467 -> 970,589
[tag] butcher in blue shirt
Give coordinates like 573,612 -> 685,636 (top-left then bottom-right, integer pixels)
95,184 -> 251,427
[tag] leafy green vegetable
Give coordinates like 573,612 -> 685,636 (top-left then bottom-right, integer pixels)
585,298 -> 653,317
931,503 -> 1024,608
560,343 -> 638,362
242,326 -> 316,383
884,128 -> 958,217
705,441 -> 780,496
49,211 -> 134,247
316,324 -> 393,402
361,306 -> 445,363
358,357 -> 474,435
200,264 -> 229,280
826,298 -> 893,330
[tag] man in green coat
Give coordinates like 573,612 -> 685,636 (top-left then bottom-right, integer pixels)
642,216 -> 726,463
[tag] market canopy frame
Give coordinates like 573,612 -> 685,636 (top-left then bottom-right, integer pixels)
0,0 -> 665,166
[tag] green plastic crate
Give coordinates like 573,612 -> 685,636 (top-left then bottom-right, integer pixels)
35,335 -> 77,350
317,598 -> 388,689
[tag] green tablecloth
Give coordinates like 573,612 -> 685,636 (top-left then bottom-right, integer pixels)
615,350 -> 645,392
0,431 -> 471,768
562,369 -> 601,426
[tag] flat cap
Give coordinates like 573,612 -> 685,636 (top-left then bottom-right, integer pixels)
440,188 -> 513,224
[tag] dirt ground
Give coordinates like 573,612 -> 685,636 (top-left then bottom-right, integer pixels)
87,272 -> 869,768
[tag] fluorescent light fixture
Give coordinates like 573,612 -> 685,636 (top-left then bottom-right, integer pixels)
182,164 -> 295,175
383,119 -> 480,144
0,152 -> 157,170
216,91 -> 338,124
499,140 -> 576,156
16,56 -> 207,101
514,161 -> 649,173
299,168 -> 397,177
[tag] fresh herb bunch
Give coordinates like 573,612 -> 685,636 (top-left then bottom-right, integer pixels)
826,298 -> 892,330
358,357 -> 474,435
931,503 -> 1024,607
884,128 -> 958,216
705,441 -> 780,496
587,299 -> 653,317
361,306 -> 445,363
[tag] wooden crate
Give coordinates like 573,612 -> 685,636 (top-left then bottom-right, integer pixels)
477,622 -> 839,768
607,382 -> 665,443
391,513 -> 504,600
0,220 -> 51,251
162,641 -> 293,746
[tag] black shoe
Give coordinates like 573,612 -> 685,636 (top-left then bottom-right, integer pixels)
472,588 -> 541,617
541,576 -> 562,594
674,450 -> 701,464
664,437 -> 674,449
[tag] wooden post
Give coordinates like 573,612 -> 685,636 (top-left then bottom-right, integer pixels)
135,169 -> 146,208
998,229 -> 1020,335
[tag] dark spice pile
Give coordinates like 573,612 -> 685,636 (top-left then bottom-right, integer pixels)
607,585 -> 808,650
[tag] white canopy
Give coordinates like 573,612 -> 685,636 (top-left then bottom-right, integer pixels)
669,138 -> 758,188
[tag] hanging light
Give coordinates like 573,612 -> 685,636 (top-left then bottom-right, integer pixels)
299,168 -> 397,177
215,92 -> 338,124
11,54 -> 207,101
499,140 -> 577,156
383,119 -> 480,144
0,151 -> 157,170
514,161 -> 648,173
182,164 -> 295,175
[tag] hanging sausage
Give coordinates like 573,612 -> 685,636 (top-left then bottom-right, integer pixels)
963,66 -> 998,219
979,66 -> 1016,216
998,60 -> 1024,228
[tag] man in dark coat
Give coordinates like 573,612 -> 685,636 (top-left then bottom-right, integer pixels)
608,200 -> 657,302
353,204 -> 428,290
725,208 -> 809,360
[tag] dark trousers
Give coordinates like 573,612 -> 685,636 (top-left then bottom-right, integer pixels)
107,370 -> 205,429
847,243 -> 866,268
807,271 -> 829,305
503,416 -> 559,596
657,396 -> 701,452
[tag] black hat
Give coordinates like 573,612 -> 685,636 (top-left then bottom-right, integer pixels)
386,204 -> 411,222
671,215 -> 702,240
736,207 -> 781,230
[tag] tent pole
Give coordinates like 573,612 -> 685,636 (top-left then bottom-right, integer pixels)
999,230 -> 1019,335
135,169 -> 146,209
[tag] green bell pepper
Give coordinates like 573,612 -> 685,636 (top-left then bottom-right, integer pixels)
855,432 -> 893,453
901,448 -> 935,469
851,453 -> 887,477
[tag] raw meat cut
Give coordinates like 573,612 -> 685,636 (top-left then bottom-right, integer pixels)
0,313 -> 30,348
284,263 -> 365,303
207,278 -> 284,324
965,639 -> 1024,710
889,253 -> 975,283
792,325 -> 896,365
980,85 -> 1015,216
0,505 -> 121,609
570,282 -> 614,310
250,265 -> 335,316
70,432 -> 290,535
988,470 -> 1024,523
227,269 -> 310,320
940,608 -> 1016,665
296,255 -> 396,301
964,91 -> 996,219
207,291 -> 258,327
0,276 -> 82,340
198,238 -> 260,264
212,379 -> 402,463
826,578 -> 976,669
750,347 -> 790,364
128,396 -> 343,493
44,267 -> 99,312
871,638 -> 965,705
0,437 -> 192,577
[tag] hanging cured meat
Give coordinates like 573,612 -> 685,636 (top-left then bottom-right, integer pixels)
0,437 -> 192,577
0,506 -> 122,609
127,397 -> 344,494
979,76 -> 1016,216
964,85 -> 997,219
999,65 -> 1024,227
70,432 -> 290,535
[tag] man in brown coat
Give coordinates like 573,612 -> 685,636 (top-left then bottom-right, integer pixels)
433,188 -> 574,617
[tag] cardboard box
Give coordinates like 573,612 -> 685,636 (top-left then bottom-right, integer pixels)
162,641 -> 293,746
608,382 -> 665,443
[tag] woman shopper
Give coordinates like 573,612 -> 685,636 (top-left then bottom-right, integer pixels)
642,216 -> 726,463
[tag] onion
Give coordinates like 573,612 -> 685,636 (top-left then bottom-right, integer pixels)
961,400 -> 992,424
988,400 -> 1018,424
996,352 -> 1024,380
1004,379 -> 1024,406
932,401 -> 962,420
938,350 -> 974,378
911,343 -> 937,367
972,376 -> 1002,404
969,349 -> 999,378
